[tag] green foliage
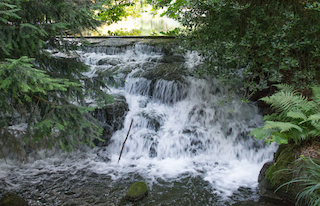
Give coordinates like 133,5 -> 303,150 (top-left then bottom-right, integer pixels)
95,0 -> 143,25
0,0 -> 102,59
148,0 -> 320,96
278,156 -> 320,206
0,0 -> 116,160
149,29 -> 159,36
159,28 -> 181,36
107,28 -> 141,36
250,84 -> 320,145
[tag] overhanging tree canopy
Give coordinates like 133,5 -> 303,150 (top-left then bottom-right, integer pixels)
148,0 -> 320,97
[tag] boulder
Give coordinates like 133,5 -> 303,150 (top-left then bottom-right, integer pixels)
125,182 -> 148,202
137,63 -> 189,82
258,161 -> 287,203
91,95 -> 129,146
97,58 -> 120,66
0,193 -> 28,206
258,142 -> 320,204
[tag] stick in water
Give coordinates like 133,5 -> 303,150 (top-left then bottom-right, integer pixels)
118,119 -> 134,163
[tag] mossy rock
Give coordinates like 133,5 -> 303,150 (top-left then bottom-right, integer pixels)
0,193 -> 28,206
265,144 -> 297,188
125,182 -> 148,202
260,143 -> 309,203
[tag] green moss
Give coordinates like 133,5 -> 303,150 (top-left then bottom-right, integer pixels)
125,182 -> 148,201
266,144 -> 296,187
264,143 -> 306,203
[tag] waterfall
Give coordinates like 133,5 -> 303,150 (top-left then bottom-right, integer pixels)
80,42 -> 276,195
0,39 -> 278,205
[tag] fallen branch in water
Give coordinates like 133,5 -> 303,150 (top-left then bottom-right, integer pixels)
118,119 -> 133,163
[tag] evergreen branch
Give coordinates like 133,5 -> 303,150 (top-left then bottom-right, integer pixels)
42,105 -> 56,120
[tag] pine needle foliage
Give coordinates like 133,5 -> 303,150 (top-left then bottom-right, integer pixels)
0,0 -> 117,160
250,84 -> 320,145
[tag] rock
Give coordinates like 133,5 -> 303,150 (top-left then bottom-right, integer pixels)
138,63 -> 189,82
258,161 -> 273,183
149,142 -> 158,158
160,54 -> 184,63
258,143 -> 318,204
97,58 -> 120,66
258,161 -> 287,204
91,95 -> 129,146
0,193 -> 28,206
125,182 -> 148,202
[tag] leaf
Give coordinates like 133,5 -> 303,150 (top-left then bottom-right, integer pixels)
265,121 -> 303,133
312,87 -> 320,104
287,110 -> 307,121
308,114 -> 320,122
274,84 -> 295,93
270,132 -> 288,145
249,127 -> 271,140
20,23 -> 39,31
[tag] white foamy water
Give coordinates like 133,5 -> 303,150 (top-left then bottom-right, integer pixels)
80,43 -> 276,196
0,41 -> 277,204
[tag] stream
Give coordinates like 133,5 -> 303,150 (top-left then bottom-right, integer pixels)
0,38 -> 285,206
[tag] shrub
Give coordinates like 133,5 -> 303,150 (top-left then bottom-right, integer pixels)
148,0 -> 320,96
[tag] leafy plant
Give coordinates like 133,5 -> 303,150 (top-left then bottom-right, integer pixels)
250,84 -> 320,145
107,28 -> 141,36
277,156 -> 320,206
147,0 -> 320,97
95,0 -> 144,25
159,28 -> 180,36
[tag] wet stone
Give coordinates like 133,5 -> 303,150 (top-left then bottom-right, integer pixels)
97,58 -> 120,66
91,94 -> 129,146
149,142 -> 158,158
0,193 -> 28,206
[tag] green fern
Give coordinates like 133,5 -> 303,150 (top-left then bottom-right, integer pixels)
274,83 -> 295,93
250,84 -> 320,145
287,110 -> 307,121
312,87 -> 320,106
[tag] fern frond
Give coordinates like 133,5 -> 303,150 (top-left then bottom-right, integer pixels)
287,110 -> 307,121
265,121 -> 303,133
312,87 -> 320,105
260,91 -> 309,114
263,113 -> 278,121
270,132 -> 288,144
249,127 -> 272,140
308,129 -> 320,138
308,114 -> 320,123
274,83 -> 295,93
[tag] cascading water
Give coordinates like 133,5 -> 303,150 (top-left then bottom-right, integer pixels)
0,39 -> 282,206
